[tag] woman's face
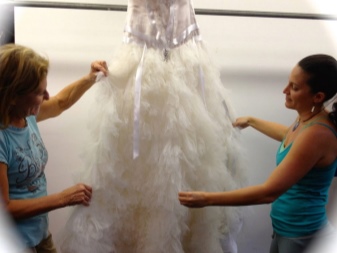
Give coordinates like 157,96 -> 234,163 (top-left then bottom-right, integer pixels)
283,65 -> 315,112
14,77 -> 49,118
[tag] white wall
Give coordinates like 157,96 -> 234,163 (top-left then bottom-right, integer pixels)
7,0 -> 337,252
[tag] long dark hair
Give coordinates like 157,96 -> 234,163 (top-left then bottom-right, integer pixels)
298,54 -> 337,126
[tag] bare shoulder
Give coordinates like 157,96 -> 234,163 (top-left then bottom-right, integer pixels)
292,119 -> 337,153
299,118 -> 337,166
312,119 -> 337,138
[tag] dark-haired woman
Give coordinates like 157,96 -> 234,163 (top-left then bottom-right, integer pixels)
179,54 -> 337,253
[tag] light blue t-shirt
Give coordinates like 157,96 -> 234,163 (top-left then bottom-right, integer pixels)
0,116 -> 49,247
271,123 -> 337,237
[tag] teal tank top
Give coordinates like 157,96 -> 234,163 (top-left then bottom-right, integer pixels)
270,122 -> 337,237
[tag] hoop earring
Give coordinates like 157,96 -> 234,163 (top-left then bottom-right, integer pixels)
311,105 -> 315,113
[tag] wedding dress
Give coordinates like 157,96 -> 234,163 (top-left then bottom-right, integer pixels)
58,0 -> 247,252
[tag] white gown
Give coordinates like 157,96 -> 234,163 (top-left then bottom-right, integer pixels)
58,0 -> 247,252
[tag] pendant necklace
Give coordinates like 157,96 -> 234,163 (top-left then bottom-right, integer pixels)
292,111 -> 322,132
292,120 -> 300,131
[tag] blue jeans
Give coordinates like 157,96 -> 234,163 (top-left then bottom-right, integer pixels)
269,223 -> 335,253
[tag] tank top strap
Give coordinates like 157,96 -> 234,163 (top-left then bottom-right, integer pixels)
301,120 -> 337,138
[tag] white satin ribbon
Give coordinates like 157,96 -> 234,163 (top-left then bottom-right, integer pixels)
199,64 -> 207,109
133,44 -> 147,159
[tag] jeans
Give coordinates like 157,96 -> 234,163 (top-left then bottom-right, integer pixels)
269,223 -> 336,253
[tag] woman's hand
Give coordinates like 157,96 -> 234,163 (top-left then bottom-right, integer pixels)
178,191 -> 209,208
89,60 -> 108,81
232,116 -> 251,129
60,183 -> 93,207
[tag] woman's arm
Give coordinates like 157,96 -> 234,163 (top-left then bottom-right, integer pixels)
0,163 -> 92,220
233,116 -> 289,141
179,125 -> 329,207
37,60 -> 108,122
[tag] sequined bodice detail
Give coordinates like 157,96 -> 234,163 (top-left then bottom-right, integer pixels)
124,0 -> 200,49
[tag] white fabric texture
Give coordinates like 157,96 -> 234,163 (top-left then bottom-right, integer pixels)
58,0 -> 247,252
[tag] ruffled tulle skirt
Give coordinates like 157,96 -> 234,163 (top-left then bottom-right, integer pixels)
58,41 -> 247,253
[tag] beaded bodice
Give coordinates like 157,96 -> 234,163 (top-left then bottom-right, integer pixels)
124,0 -> 200,49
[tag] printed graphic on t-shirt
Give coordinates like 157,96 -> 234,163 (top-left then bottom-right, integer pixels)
13,133 -> 47,192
